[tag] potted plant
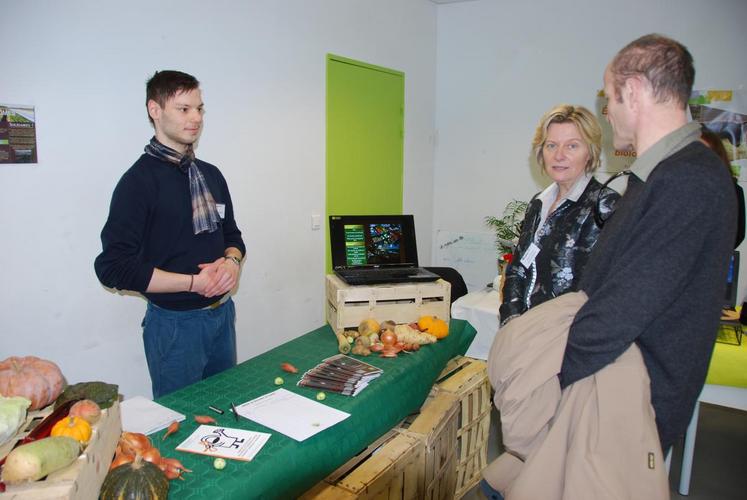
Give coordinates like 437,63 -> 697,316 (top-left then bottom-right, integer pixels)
484,199 -> 528,272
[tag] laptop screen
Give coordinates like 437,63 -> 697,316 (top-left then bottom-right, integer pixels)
330,215 -> 419,269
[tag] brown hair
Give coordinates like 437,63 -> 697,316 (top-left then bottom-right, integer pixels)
609,34 -> 694,109
532,104 -> 602,173
146,70 -> 200,125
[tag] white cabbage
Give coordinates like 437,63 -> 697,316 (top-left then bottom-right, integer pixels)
0,396 -> 31,446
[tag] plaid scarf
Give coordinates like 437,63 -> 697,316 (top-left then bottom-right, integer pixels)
145,137 -> 221,235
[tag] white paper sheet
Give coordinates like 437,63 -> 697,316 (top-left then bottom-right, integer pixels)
120,395 -> 185,435
235,388 -> 350,441
176,425 -> 270,461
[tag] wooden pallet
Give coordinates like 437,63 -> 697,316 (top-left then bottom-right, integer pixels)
326,274 -> 450,332
303,356 -> 491,500
399,391 -> 459,500
301,429 -> 424,499
435,356 -> 491,499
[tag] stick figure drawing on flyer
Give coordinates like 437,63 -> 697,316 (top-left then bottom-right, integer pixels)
199,428 -> 246,453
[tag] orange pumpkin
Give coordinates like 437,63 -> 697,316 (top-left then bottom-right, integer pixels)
417,315 -> 434,331
0,356 -> 66,410
418,316 -> 449,339
51,415 -> 92,444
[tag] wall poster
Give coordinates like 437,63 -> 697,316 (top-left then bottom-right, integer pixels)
689,90 -> 747,180
0,104 -> 37,164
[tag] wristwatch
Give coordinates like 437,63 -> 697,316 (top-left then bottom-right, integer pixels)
226,255 -> 241,266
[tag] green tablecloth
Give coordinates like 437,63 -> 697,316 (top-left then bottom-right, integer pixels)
154,319 -> 476,499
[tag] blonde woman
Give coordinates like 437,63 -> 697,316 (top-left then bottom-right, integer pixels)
499,105 -> 619,326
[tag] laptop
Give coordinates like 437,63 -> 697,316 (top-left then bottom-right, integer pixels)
329,215 -> 440,286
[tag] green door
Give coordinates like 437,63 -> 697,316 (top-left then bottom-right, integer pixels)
326,54 -> 404,272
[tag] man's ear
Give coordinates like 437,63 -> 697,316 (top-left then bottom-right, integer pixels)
147,99 -> 161,123
625,75 -> 652,111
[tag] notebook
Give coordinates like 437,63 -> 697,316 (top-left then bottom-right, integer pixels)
329,215 -> 440,285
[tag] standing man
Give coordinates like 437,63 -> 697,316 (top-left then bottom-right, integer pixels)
95,70 -> 245,398
561,34 -> 736,453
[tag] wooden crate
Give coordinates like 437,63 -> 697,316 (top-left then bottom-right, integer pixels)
301,429 -> 424,500
0,401 -> 122,500
398,391 -> 459,500
326,274 -> 450,332
434,357 -> 491,499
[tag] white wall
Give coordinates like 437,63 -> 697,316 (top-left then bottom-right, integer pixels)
0,0 -> 437,399
432,0 -> 747,296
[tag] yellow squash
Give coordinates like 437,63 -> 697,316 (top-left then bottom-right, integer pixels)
51,415 -> 92,444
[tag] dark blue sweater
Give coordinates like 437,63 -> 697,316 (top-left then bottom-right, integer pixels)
561,142 -> 736,452
95,153 -> 245,310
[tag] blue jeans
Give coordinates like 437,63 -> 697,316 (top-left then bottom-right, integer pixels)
142,297 -> 236,398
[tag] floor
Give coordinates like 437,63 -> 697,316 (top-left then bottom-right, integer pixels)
462,403 -> 747,499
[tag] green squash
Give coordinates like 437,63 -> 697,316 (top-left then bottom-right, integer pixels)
55,381 -> 119,410
100,455 -> 169,500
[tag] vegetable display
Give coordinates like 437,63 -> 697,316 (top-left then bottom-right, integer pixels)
0,356 -> 66,411
112,431 -> 192,481
1,436 -> 80,484
100,455 -> 169,500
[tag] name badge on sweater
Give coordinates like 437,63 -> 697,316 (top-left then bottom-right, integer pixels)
520,243 -> 540,269
216,203 -> 226,219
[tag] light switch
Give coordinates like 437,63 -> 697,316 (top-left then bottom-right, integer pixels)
311,214 -> 321,230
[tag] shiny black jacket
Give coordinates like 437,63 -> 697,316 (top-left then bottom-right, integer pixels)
499,177 -> 619,324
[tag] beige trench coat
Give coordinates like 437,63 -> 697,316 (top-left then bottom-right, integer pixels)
484,291 -> 669,500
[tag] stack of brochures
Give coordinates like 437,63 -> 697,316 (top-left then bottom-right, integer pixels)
297,354 -> 383,396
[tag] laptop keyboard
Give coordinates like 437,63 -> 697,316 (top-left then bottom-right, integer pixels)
342,269 -> 415,279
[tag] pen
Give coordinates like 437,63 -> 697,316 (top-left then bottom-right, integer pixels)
231,402 -> 239,421
208,405 -> 224,415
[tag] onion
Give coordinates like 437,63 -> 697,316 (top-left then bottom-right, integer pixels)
119,432 -> 151,455
380,330 -> 397,346
161,457 -> 192,480
109,451 -> 135,470
141,447 -> 162,466
69,399 -> 102,425
161,457 -> 191,472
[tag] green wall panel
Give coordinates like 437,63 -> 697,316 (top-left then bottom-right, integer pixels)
326,55 -> 404,272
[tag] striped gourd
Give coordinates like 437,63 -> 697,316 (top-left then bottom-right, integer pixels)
100,455 -> 169,500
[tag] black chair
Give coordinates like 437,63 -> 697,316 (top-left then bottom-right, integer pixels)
424,267 -> 468,305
